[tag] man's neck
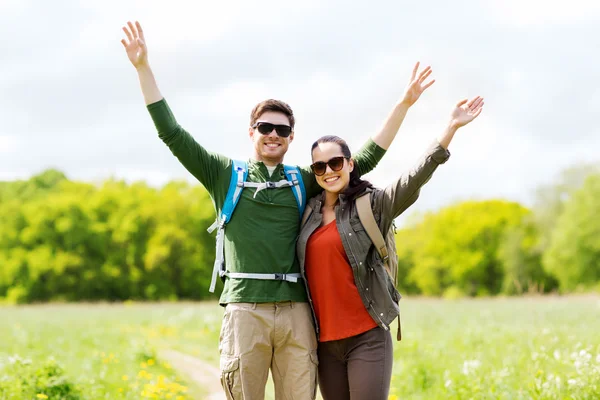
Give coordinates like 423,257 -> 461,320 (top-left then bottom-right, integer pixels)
252,154 -> 283,167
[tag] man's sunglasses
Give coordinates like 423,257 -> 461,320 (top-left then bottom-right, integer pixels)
310,156 -> 348,176
252,122 -> 293,138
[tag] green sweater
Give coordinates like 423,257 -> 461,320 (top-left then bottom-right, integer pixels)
148,99 -> 386,304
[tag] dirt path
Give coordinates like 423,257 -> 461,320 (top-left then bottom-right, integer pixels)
159,349 -> 225,400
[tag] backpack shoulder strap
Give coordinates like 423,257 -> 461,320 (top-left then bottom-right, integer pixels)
356,192 -> 402,342
207,159 -> 247,293
356,193 -> 390,276
221,159 -> 248,224
283,165 -> 306,218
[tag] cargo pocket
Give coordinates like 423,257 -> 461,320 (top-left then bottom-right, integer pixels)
220,356 -> 242,400
309,350 -> 319,400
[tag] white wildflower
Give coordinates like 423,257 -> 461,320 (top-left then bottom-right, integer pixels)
462,360 -> 481,375
445,379 -> 452,388
579,350 -> 591,361
553,350 -> 561,360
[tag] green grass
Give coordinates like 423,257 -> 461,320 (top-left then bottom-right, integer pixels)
0,303 -> 207,399
1,297 -> 599,399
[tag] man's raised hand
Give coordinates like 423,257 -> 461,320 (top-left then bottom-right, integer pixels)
401,62 -> 436,107
121,21 -> 148,70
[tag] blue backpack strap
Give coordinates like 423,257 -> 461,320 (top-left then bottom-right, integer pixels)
221,160 -> 248,223
283,165 -> 306,218
208,159 -> 247,293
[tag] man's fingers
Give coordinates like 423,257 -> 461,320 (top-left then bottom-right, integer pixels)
472,107 -> 483,118
120,38 -> 128,48
136,21 -> 145,41
127,21 -> 138,39
411,61 -> 420,80
418,66 -> 431,80
423,79 -> 435,90
122,26 -> 133,42
419,69 -> 433,83
456,99 -> 468,107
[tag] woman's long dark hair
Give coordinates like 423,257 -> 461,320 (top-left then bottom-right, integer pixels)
311,135 -> 373,202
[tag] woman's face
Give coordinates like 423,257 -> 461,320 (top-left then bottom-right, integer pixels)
311,142 -> 354,196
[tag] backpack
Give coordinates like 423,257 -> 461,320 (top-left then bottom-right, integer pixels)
207,160 -> 306,293
355,192 -> 402,341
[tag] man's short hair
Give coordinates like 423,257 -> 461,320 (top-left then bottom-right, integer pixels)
250,99 -> 295,129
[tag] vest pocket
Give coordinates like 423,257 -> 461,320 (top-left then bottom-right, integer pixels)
220,356 -> 242,399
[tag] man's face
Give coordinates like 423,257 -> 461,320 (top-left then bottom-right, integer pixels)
249,111 -> 294,166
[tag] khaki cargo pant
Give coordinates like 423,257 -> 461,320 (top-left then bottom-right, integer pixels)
219,302 -> 319,400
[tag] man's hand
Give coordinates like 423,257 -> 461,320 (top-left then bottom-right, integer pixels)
120,21 -> 162,105
121,21 -> 148,70
450,96 -> 484,128
400,62 -> 435,107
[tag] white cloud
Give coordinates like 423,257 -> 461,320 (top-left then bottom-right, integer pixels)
489,0 -> 600,25
0,0 -> 598,224
0,136 -> 19,154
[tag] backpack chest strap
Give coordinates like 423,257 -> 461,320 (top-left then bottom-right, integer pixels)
242,179 -> 295,198
207,161 -> 306,293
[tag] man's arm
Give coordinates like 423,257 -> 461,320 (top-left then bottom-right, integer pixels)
121,21 -> 230,194
354,62 -> 436,176
121,21 -> 163,105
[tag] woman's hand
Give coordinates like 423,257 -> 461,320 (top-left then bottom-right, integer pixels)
450,96 -> 484,128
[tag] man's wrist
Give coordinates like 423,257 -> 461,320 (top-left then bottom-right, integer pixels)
395,100 -> 412,110
135,62 -> 152,73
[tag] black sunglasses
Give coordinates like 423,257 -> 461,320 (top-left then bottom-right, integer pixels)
252,122 -> 293,138
310,156 -> 348,176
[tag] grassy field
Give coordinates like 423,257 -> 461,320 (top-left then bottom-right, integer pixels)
1,296 -> 599,399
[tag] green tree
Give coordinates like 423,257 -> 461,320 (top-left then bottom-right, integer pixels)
0,170 -> 219,303
543,174 -> 600,291
497,215 -> 558,294
396,200 -> 528,296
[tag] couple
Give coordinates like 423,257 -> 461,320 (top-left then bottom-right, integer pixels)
122,21 -> 483,400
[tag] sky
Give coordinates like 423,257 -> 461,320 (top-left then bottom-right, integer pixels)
1,0 -> 599,223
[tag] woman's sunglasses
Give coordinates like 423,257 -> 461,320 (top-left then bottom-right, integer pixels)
310,156 -> 348,176
252,122 -> 293,138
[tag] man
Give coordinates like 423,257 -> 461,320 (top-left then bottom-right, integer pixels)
121,20 -> 434,399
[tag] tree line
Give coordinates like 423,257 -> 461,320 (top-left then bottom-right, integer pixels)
0,166 -> 598,303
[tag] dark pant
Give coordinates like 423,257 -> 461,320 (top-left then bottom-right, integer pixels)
317,327 -> 393,400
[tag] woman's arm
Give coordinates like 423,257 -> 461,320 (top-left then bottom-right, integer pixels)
437,97 -> 484,149
379,96 -> 485,220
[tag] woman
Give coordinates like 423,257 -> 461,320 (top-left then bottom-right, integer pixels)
296,71 -> 484,399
